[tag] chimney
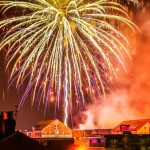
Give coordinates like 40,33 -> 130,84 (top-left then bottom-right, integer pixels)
0,111 -> 16,140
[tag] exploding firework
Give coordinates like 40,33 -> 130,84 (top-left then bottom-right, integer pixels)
0,0 -> 139,125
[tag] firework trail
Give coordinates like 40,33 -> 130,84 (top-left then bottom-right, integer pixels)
0,0 -> 139,125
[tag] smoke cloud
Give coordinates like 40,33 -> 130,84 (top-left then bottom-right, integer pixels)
78,3 -> 150,129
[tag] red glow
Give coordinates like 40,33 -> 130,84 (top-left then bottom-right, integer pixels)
68,145 -> 105,150
3,112 -> 8,120
76,2 -> 150,130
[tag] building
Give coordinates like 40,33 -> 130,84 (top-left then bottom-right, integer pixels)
0,131 -> 47,150
91,129 -> 112,136
72,129 -> 84,145
111,119 -> 150,134
37,137 -> 74,150
72,129 -> 111,147
104,134 -> 150,149
0,130 -> 74,150
0,111 -> 16,140
26,119 -> 72,138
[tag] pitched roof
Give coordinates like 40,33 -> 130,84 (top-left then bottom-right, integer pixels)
99,129 -> 112,135
72,129 -> 84,137
0,131 -> 47,150
91,129 -> 112,135
33,120 -> 54,130
112,119 -> 150,132
33,119 -> 71,131
72,129 -> 112,137
84,129 -> 93,136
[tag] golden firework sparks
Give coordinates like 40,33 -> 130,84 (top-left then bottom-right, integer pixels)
0,0 -> 140,124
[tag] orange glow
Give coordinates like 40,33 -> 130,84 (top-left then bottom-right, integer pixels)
68,146 -> 105,150
76,147 -> 85,150
3,112 -> 8,119
49,96 -> 55,103
68,145 -> 86,150
78,4 -> 150,130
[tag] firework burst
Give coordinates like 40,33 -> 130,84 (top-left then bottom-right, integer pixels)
0,0 -> 139,124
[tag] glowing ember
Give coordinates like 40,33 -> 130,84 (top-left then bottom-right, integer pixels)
0,0 -> 139,125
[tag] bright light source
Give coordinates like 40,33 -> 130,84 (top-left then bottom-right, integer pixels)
76,147 -> 85,150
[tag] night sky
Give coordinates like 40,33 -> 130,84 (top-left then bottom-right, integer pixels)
0,0 -> 150,131
0,50 -> 55,130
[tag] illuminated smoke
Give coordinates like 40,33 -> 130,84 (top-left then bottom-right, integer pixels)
78,2 -> 150,129
0,0 -> 139,125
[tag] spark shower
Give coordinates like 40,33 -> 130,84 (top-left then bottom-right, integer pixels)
0,0 -> 139,125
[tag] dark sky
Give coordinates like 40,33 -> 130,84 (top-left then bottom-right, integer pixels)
0,0 -> 150,131
0,51 -> 54,130
0,51 -> 64,131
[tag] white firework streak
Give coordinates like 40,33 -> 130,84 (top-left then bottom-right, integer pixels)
0,0 -> 140,124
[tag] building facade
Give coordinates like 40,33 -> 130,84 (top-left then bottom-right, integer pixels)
111,119 -> 150,134
72,129 -> 111,147
105,134 -> 150,149
26,119 -> 72,138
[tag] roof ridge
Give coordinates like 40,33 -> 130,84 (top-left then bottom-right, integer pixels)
112,119 -> 150,132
